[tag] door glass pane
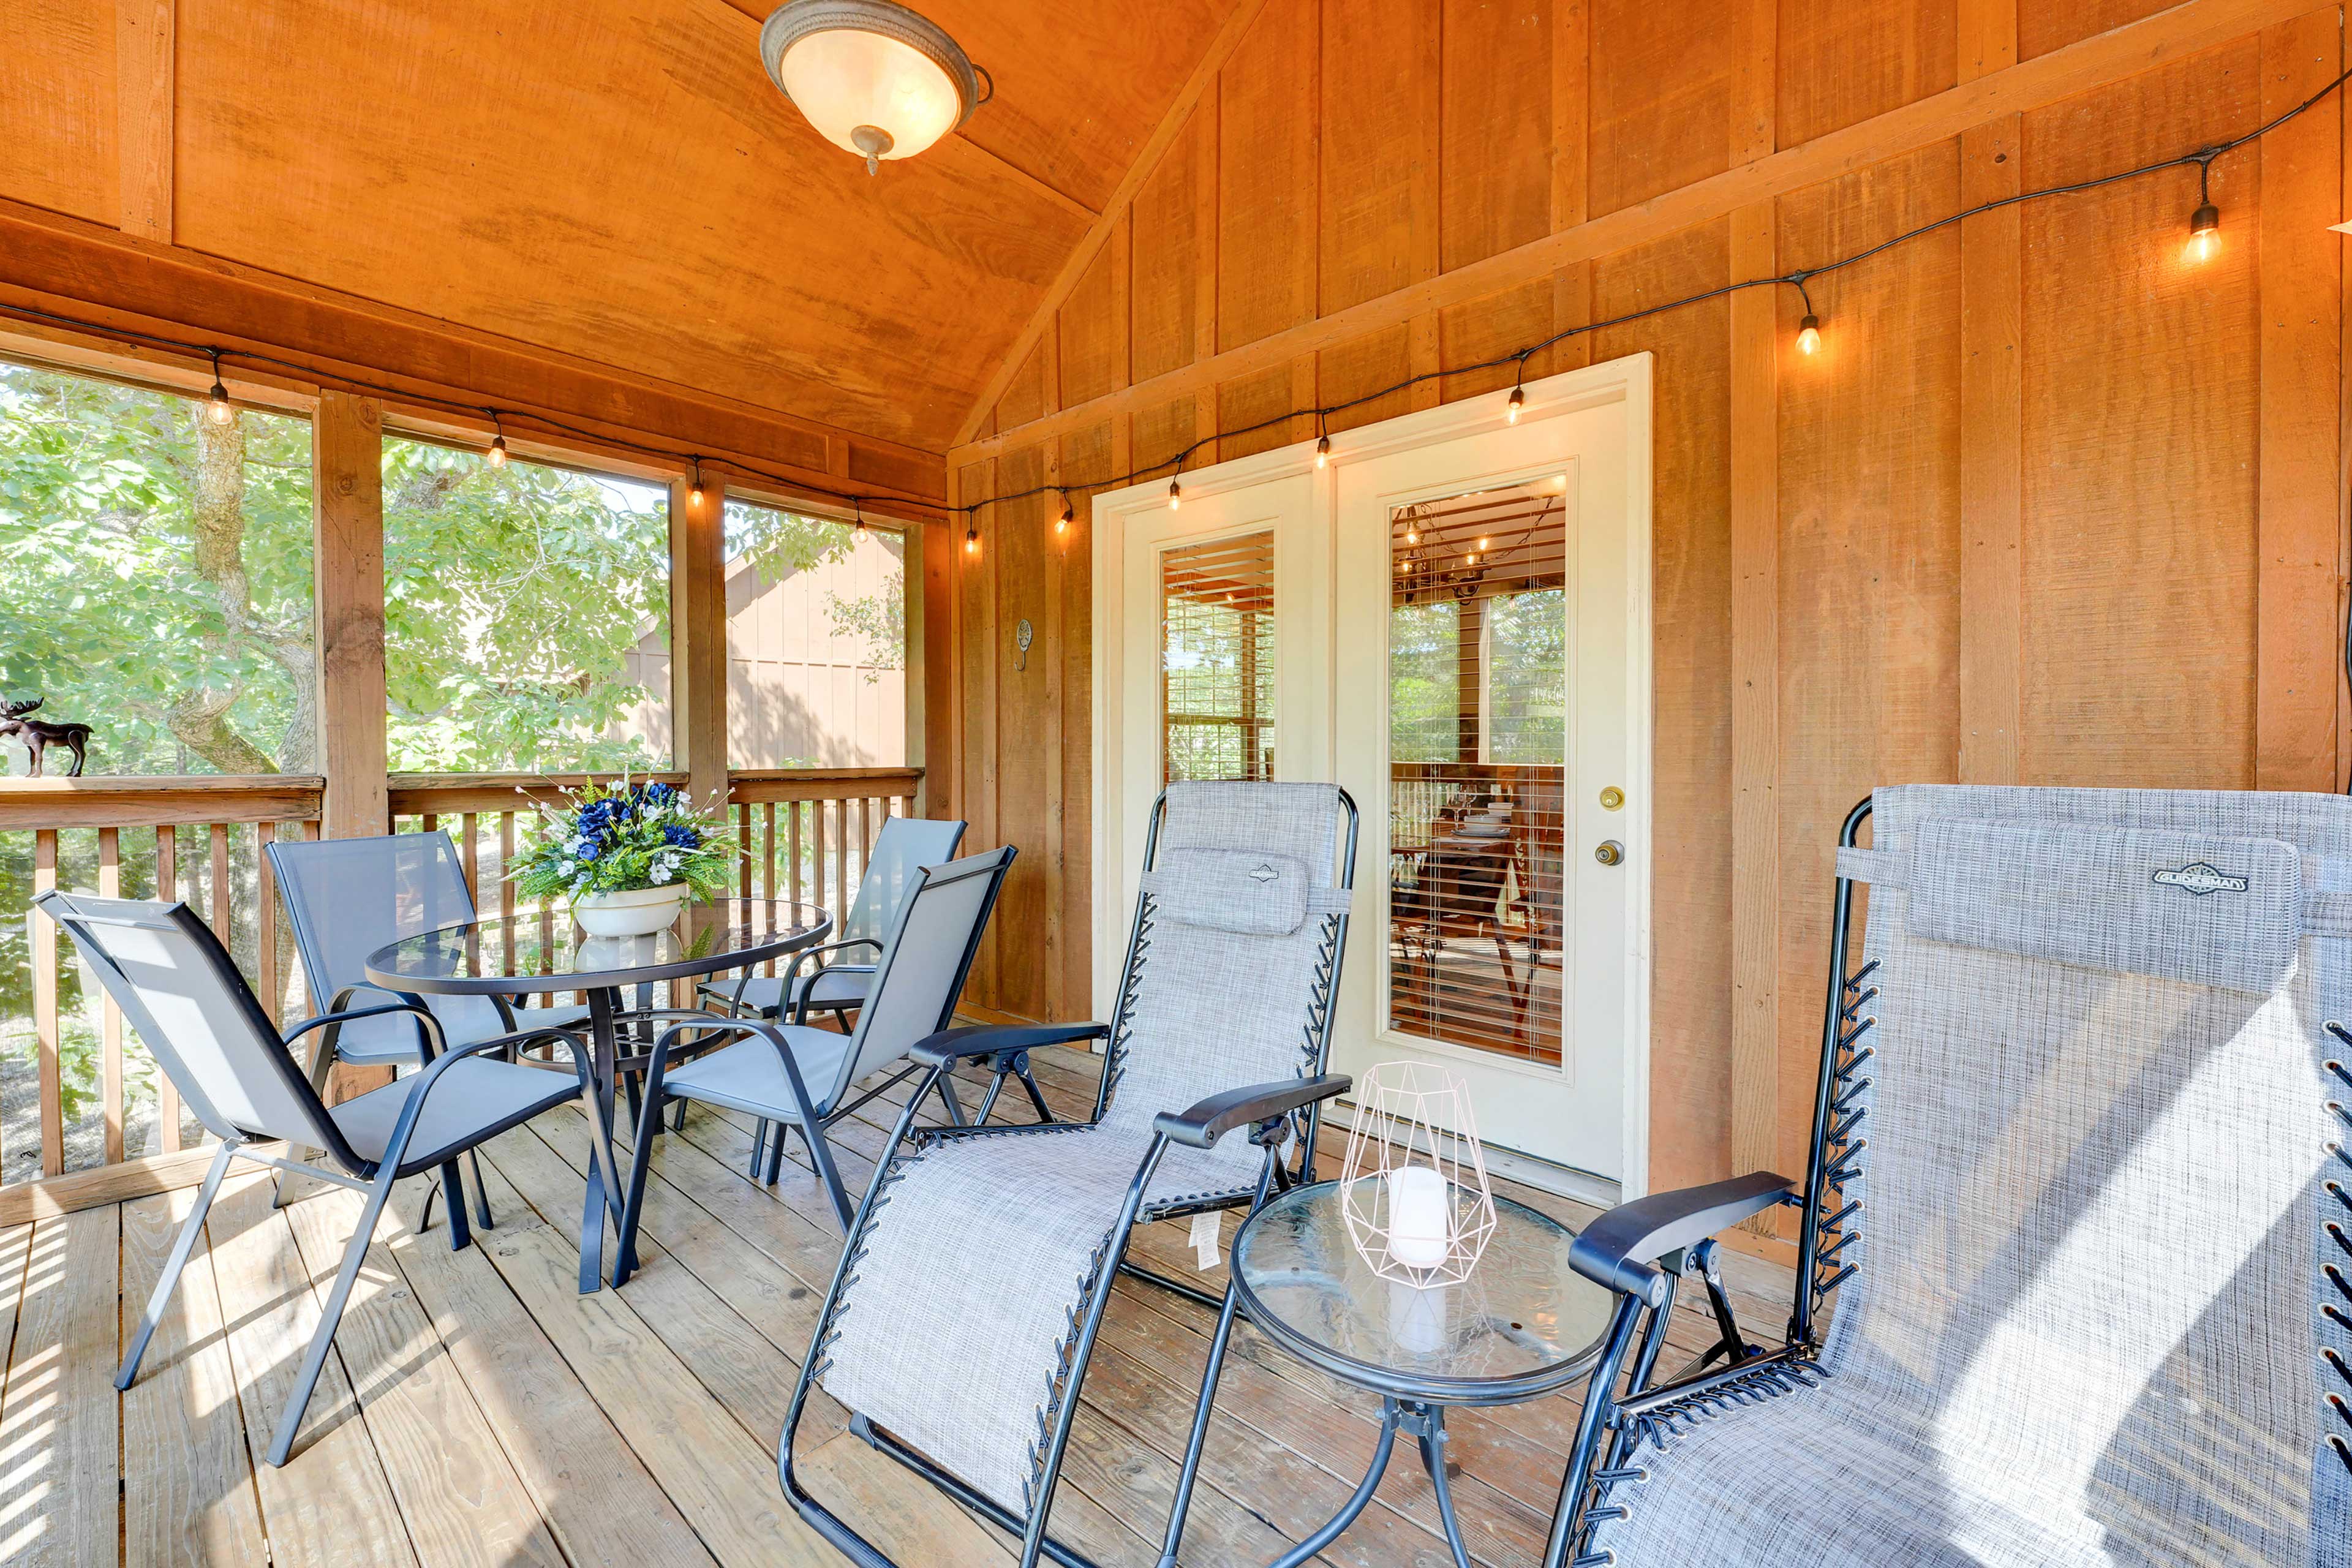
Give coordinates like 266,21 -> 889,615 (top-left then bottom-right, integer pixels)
1387,480 -> 1566,1065
1161,531 -> 1276,783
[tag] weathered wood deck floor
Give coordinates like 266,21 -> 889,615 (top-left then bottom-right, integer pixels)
0,1044 -> 1790,1568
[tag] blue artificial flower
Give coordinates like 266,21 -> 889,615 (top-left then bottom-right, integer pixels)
577,842 -> 601,862
642,781 -> 676,807
662,823 -> 700,849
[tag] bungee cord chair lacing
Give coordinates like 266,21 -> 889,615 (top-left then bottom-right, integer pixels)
1547,785 -> 2352,1568
780,780 -> 1362,1568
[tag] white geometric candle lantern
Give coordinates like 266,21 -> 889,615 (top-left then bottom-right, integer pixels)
1339,1062 -> 1498,1287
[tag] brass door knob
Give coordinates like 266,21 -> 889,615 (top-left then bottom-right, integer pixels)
1594,840 -> 1624,867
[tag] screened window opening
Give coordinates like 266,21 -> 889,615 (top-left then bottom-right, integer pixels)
381,439 -> 671,772
1161,531 -> 1276,784
722,499 -> 907,769
1386,481 -> 1567,1066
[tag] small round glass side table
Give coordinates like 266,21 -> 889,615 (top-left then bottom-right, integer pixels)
1229,1180 -> 1618,1568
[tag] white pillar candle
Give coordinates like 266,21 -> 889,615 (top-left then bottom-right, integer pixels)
1387,1276 -> 1450,1354
1387,1165 -> 1452,1268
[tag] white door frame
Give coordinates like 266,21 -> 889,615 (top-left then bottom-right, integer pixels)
1091,353 -> 1654,1199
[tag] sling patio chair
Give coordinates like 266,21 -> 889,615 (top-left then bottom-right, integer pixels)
38,889 -> 608,1468
1547,784 -> 2352,1568
270,827 -> 589,1229
778,780 -> 1361,1568
612,843 -> 1018,1253
696,814 -> 983,1175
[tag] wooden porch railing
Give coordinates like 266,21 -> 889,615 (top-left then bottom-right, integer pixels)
0,764 -> 919,1221
0,775 -> 323,1217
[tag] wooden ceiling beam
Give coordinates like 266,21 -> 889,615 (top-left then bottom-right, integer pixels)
949,0 -> 1275,448
949,0 -> 2323,467
0,198 -> 948,514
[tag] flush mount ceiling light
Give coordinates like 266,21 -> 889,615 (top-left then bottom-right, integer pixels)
760,0 -> 988,175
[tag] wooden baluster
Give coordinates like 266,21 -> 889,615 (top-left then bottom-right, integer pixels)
421,811 -> 438,836
789,800 -> 805,909
738,802 -> 753,900
820,798 -> 836,927
155,825 -> 181,1153
99,826 -> 124,1165
33,828 -> 61,1177
762,802 -> 777,975
209,823 -> 232,957
462,811 -> 480,897
256,821 -> 279,1025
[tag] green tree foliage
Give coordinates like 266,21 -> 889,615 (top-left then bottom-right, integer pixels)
0,363 -> 315,775
381,439 -> 669,772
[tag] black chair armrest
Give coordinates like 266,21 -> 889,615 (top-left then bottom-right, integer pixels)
908,1022 -> 1111,1067
1567,1172 -> 1795,1297
282,1000 -> 442,1051
1153,1074 -> 1352,1149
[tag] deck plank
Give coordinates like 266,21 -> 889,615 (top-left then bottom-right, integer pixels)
374,1177 -> 717,1568
276,1182 -> 565,1568
205,1174 -> 420,1568
448,1134 -> 894,1568
0,1211 -> 114,1568
120,1186 -> 272,1568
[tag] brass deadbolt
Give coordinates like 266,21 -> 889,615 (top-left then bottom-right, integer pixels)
1594,840 -> 1624,867
1599,786 -> 1625,811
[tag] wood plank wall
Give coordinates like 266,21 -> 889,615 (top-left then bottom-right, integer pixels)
943,0 -> 2352,1252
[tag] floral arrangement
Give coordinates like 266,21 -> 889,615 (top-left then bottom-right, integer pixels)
507,777 -> 738,905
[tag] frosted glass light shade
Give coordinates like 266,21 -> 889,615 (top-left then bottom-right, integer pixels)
760,1 -> 980,172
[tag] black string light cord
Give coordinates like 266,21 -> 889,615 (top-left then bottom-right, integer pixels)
0,300 -> 942,522
2,59 -> 2346,533
949,58 -> 2352,526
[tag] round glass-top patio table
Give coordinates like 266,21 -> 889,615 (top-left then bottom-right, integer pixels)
1227,1180 -> 1617,1567
364,897 -> 831,1291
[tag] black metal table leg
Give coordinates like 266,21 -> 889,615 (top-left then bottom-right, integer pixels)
579,986 -> 635,1292
1268,1401 -> 1400,1568
1415,1404 -> 1476,1568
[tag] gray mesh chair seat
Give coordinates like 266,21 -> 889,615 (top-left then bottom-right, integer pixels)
613,844 -> 1019,1256
716,965 -> 873,1021
1550,785 -> 2352,1568
697,816 -> 971,1173
655,1022 -> 861,1121
823,1121 -> 1266,1509
37,890 -> 612,1472
329,1054 -> 597,1170
782,782 -> 1363,1568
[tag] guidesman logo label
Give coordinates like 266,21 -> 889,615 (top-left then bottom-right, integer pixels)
2151,861 -> 2247,897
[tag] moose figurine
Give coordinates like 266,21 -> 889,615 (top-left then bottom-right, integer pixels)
0,698 -> 91,778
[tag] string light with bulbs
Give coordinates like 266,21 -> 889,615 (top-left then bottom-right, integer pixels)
688,456 -> 706,510
204,349 -> 235,427
486,410 -> 508,466
935,61 -> 2348,525
6,56 -> 2341,545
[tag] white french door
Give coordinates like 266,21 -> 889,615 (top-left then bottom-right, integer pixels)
1093,355 -> 1651,1199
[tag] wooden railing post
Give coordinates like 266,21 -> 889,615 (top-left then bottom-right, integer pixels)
314,390 -> 388,841
671,473 -> 729,819
314,390 -> 388,1096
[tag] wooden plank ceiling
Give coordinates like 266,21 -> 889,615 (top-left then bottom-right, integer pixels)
0,0 -> 1241,453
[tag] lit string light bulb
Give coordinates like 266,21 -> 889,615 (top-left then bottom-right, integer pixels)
204,350 -> 234,427
487,411 -> 508,466
1796,314 -> 1822,355
1315,415 -> 1330,469
688,458 -> 706,510
1505,383 -> 1524,424
1055,495 -> 1074,537
1168,458 -> 1183,511
965,523 -> 980,556
853,499 -> 867,538
2184,157 -> 2220,264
